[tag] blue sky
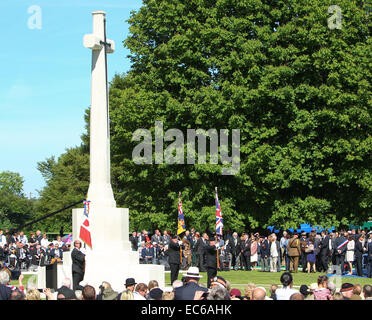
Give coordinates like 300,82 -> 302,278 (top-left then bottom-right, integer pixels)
0,0 -> 143,197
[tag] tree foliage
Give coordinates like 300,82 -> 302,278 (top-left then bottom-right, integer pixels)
109,0 -> 371,232
33,147 -> 89,232
0,171 -> 34,229
35,0 -> 371,234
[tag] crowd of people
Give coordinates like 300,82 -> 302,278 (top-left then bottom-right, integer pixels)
1,266 -> 372,301
0,226 -> 372,301
130,227 -> 372,278
0,229 -> 68,272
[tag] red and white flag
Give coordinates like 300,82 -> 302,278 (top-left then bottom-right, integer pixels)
80,200 -> 92,248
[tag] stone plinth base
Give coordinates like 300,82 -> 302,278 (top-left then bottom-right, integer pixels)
70,207 -> 165,293
83,252 -> 165,293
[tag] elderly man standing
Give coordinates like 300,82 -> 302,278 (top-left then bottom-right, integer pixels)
71,240 -> 86,291
240,233 -> 251,271
228,232 -> 241,271
280,231 -> 288,268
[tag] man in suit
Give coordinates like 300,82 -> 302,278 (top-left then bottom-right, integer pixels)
329,232 -> 337,273
15,242 -> 27,270
355,234 -> 365,276
334,231 -> 348,274
152,242 -> 161,265
205,237 -> 218,288
314,232 -> 322,272
50,243 -> 63,264
299,232 -> 308,272
166,236 -> 183,285
227,232 -> 241,271
129,231 -> 139,251
71,240 -> 85,290
151,229 -> 162,244
240,233 -> 251,271
174,267 -> 208,300
162,230 -> 171,245
318,231 -> 330,272
35,230 -> 43,245
142,242 -> 154,264
287,232 -> 301,273
30,244 -> 45,270
259,236 -> 270,272
194,233 -> 207,272
367,235 -> 372,278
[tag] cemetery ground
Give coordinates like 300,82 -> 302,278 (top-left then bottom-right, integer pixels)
12,269 -> 372,296
164,270 -> 372,295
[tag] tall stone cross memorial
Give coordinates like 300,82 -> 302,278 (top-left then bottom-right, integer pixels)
69,11 -> 164,292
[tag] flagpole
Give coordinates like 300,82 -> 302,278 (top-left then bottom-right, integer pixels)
215,186 -> 219,270
178,192 -> 183,266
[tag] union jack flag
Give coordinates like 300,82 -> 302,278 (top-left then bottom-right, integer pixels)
80,200 -> 92,248
215,188 -> 223,236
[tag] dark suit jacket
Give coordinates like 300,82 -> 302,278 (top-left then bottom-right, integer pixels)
0,284 -> 12,300
30,247 -> 45,265
35,235 -> 43,245
15,248 -> 26,260
241,239 -> 251,256
227,238 -> 241,256
204,243 -> 217,269
194,238 -> 206,255
71,248 -> 85,274
166,241 -> 182,264
368,242 -> 372,261
151,234 -> 162,244
260,239 -> 270,258
334,236 -> 348,255
50,248 -> 63,259
142,247 -> 154,259
314,238 -> 321,255
174,281 -> 208,300
129,235 -> 138,250
355,240 -> 364,258
320,236 -> 330,256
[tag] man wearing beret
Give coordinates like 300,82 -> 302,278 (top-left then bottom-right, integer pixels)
340,283 -> 354,300
166,235 -> 183,285
205,237 -> 219,288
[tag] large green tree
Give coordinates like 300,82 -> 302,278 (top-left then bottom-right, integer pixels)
34,146 -> 89,232
36,0 -> 371,234
108,0 -> 371,232
0,171 -> 35,229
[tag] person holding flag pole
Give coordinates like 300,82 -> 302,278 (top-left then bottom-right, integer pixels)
165,193 -> 185,285
204,187 -> 223,287
177,192 -> 187,264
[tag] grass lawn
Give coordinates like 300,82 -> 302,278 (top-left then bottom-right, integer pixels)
165,270 -> 372,295
11,270 -> 372,297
